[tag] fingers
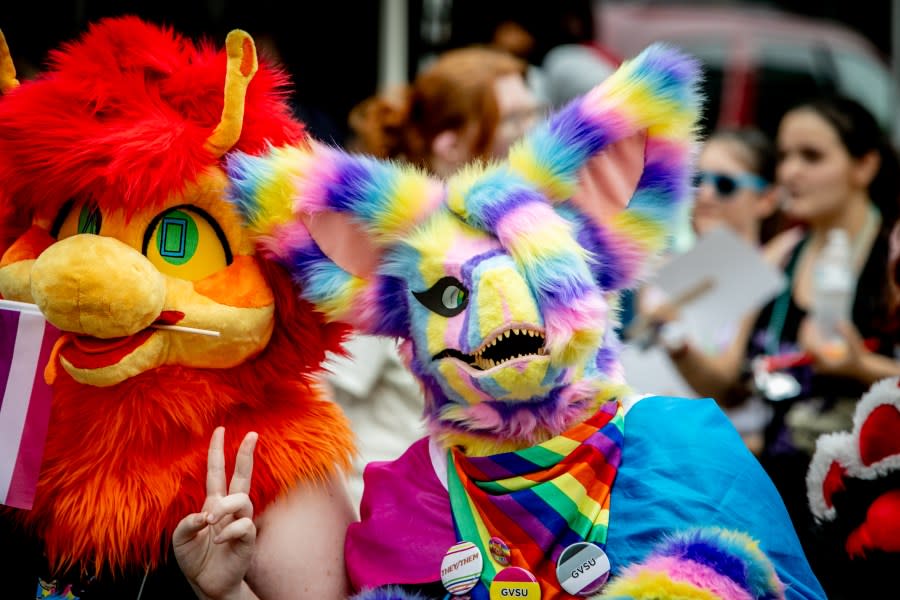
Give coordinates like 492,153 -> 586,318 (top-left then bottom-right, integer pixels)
797,317 -> 818,352
228,431 -> 258,496
173,512 -> 209,547
207,492 -> 254,524
206,426 -> 227,497
213,517 -> 256,545
836,320 -> 864,346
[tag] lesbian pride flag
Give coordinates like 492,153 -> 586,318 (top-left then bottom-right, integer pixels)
0,308 -> 59,509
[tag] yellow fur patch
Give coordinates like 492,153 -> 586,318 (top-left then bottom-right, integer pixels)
507,145 -> 576,203
602,569 -> 719,599
488,358 -> 551,400
474,265 -> 541,340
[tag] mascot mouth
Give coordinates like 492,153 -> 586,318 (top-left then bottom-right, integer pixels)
433,326 -> 546,371
58,310 -> 184,370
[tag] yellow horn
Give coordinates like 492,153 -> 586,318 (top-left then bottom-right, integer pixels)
205,30 -> 258,157
0,30 -> 20,94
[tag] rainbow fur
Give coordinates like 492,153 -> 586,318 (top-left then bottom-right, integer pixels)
351,587 -> 430,600
599,528 -> 785,599
230,44 -> 701,453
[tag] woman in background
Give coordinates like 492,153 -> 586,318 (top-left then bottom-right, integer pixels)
754,96 -> 900,566
637,128 -> 782,454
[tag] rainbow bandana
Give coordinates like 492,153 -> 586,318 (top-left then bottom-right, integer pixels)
447,399 -> 624,598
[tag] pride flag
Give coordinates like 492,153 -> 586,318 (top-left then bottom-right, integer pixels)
0,309 -> 59,509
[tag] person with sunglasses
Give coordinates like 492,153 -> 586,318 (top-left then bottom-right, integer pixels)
653,98 -> 900,591
634,128 -> 784,454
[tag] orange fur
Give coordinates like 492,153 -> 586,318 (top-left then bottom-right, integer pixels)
0,225 -> 55,267
9,261 -> 352,576
0,18 -> 354,580
193,255 -> 275,307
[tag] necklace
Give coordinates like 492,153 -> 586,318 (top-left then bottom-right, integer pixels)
763,203 -> 881,356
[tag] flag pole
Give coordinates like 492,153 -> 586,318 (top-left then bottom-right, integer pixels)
0,300 -> 220,337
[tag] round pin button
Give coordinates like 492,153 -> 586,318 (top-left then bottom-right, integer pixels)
441,541 -> 484,595
555,542 -> 611,596
489,566 -> 541,600
488,537 -> 512,566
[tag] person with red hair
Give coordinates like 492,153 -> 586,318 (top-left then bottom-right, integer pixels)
348,45 -> 543,177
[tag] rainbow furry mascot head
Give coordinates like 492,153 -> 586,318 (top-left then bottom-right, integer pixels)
229,45 -> 824,599
0,17 -> 351,595
231,44 -> 695,455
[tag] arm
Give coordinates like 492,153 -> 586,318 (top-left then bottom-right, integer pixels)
800,319 -> 900,385
174,428 -> 356,600
666,229 -> 802,404
666,311 -> 756,405
246,471 -> 356,599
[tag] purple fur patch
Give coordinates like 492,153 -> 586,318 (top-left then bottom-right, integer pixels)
350,586 -> 430,600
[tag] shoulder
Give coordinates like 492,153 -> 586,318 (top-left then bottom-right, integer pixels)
611,396 -> 826,599
624,395 -> 734,437
345,438 -> 456,590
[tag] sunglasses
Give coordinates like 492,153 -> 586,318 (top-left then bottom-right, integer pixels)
692,171 -> 769,198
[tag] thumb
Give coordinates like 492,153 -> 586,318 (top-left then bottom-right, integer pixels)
173,512 -> 209,548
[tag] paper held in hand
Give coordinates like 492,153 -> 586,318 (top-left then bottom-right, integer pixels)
646,226 -> 786,349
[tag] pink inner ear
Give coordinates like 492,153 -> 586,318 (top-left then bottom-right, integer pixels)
301,211 -> 383,279
570,130 -> 647,222
859,404 -> 900,466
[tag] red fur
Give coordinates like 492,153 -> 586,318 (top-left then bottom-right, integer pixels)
0,16 -> 305,223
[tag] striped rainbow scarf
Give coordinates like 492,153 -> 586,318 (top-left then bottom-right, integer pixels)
447,399 -> 624,598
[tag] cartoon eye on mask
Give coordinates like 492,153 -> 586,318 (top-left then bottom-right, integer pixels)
54,200 -> 102,238
143,205 -> 232,281
412,276 -> 469,317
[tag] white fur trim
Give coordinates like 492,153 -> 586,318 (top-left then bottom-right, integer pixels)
807,432 -> 853,520
807,377 -> 900,520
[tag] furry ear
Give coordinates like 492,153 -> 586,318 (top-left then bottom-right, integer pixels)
0,30 -> 19,94
508,43 -> 702,291
227,141 -> 443,334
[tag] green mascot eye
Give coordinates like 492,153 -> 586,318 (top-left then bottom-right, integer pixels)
144,206 -> 231,281
77,203 -> 102,235
413,276 -> 469,317
442,285 -> 466,310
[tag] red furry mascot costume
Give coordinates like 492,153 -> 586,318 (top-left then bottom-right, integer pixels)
0,17 -> 353,598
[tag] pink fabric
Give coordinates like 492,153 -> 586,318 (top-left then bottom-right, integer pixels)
0,312 -> 60,509
344,438 -> 456,590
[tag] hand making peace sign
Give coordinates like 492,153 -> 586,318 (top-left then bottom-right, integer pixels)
174,427 -> 259,600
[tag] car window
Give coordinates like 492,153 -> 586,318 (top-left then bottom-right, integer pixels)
831,50 -> 898,136
753,41 -> 837,138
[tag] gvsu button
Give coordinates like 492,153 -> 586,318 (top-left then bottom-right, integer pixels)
555,542 -> 610,596
490,567 -> 540,600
